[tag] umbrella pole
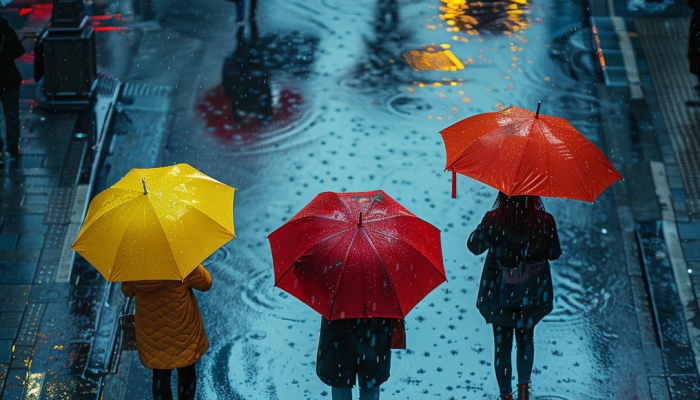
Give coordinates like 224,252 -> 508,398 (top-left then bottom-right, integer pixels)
535,101 -> 541,119
451,170 -> 457,199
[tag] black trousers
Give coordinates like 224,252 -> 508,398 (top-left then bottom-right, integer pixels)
152,364 -> 197,400
0,87 -> 20,155
492,324 -> 535,394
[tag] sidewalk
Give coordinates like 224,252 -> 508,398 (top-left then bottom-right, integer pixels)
0,4 -> 120,399
590,0 -> 700,397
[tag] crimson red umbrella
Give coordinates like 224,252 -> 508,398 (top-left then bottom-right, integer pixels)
440,104 -> 623,202
268,190 -> 446,321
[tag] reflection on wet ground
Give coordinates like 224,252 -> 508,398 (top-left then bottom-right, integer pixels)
105,0 -> 648,397
196,18 -> 318,149
439,0 -> 532,35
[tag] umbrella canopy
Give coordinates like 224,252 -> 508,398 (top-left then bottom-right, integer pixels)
268,190 -> 446,321
440,105 -> 623,202
71,163 -> 235,282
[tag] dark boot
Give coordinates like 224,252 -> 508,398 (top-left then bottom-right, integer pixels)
500,393 -> 514,400
517,383 -> 529,400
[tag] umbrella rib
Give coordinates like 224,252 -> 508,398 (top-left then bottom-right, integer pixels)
111,199 -> 154,281
364,223 -> 447,281
543,123 -> 594,201
565,138 -> 596,201
477,127 -> 515,183
146,197 -> 180,273
273,227 -> 353,286
513,122 -> 535,193
360,228 -> 406,318
177,198 -> 235,234
328,228 -> 360,319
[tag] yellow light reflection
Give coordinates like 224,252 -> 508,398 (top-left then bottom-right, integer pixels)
439,0 -> 531,35
25,372 -> 45,400
402,47 -> 465,71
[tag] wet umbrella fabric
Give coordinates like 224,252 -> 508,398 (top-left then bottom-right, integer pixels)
71,164 -> 235,282
440,105 -> 623,202
268,190 -> 446,321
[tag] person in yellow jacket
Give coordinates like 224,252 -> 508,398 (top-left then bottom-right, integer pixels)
121,264 -> 212,400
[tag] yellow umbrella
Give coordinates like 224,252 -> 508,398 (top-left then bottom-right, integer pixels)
71,163 -> 235,282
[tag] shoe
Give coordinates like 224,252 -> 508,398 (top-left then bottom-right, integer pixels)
500,393 -> 514,400
517,383 -> 530,400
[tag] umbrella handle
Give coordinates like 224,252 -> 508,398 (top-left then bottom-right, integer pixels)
358,212 -> 363,226
451,170 -> 457,199
535,101 -> 541,119
142,178 -> 148,194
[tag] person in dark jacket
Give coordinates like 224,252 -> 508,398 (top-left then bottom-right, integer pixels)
467,192 -> 561,400
316,317 -> 404,400
0,14 -> 25,158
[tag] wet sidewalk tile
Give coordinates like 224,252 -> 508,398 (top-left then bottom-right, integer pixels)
0,285 -> 30,312
0,312 -> 22,339
0,340 -> 11,364
0,263 -> 37,284
0,214 -> 47,235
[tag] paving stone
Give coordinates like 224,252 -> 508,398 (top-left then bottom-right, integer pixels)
682,240 -> 700,261
17,235 -> 44,250
0,285 -> 30,312
10,346 -> 32,369
0,234 -> 18,249
5,366 -> 27,388
0,249 -> 40,263
1,385 -> 25,399
0,193 -> 23,206
0,263 -> 37,284
23,176 -> 54,187
15,156 -> 44,169
0,214 -> 47,235
22,193 -> 50,206
0,312 -> 23,339
0,341 -> 12,364
678,222 -> 700,240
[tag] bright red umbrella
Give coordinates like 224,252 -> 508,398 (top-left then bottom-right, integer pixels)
268,190 -> 446,321
440,104 -> 623,202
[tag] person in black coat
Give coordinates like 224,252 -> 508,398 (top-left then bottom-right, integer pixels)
316,317 -> 404,400
467,192 -> 561,400
0,14 -> 25,158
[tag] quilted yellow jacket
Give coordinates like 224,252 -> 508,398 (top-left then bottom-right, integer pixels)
121,264 -> 212,369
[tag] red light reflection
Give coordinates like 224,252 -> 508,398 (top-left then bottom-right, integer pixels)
196,84 -> 304,143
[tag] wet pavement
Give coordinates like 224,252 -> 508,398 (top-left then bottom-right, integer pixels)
2,0 -> 700,399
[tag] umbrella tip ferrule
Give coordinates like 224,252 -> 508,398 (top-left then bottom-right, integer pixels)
535,101 -> 542,119
358,212 -> 363,226
142,177 -> 148,195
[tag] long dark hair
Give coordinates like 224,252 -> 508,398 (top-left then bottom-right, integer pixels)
491,191 -> 546,234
